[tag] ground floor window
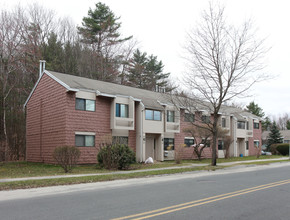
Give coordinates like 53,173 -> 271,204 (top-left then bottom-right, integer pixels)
201,138 -> 211,147
246,141 -> 249,150
254,140 -> 260,148
184,138 -> 194,147
112,136 -> 128,145
164,138 -> 174,150
75,135 -> 95,147
218,140 -> 224,150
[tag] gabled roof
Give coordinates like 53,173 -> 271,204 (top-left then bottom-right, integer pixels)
24,70 -> 262,121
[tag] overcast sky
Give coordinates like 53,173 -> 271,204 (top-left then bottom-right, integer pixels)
3,0 -> 290,117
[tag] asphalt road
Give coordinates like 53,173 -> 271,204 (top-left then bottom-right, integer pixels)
1,162 -> 290,220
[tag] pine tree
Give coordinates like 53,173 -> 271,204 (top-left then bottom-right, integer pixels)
78,2 -> 132,81
246,101 -> 265,118
127,49 -> 147,88
145,55 -> 170,91
267,122 -> 283,149
127,49 -> 170,91
286,120 -> 290,130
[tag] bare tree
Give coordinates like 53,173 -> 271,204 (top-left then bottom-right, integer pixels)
183,124 -> 212,161
0,7 -> 27,160
273,113 -> 290,130
180,2 -> 268,166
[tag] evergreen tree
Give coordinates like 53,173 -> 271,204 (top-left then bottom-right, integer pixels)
77,2 -> 132,81
262,116 -> 272,131
267,121 -> 283,149
127,49 -> 147,88
127,49 -> 170,91
145,55 -> 170,91
287,120 -> 290,130
42,32 -> 64,72
246,101 -> 265,118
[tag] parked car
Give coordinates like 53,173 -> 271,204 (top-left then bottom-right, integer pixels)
261,150 -> 272,156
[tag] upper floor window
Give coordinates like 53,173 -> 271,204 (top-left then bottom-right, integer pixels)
254,122 -> 259,129
75,135 -> 95,147
222,118 -> 226,127
202,115 -> 210,123
76,98 -> 95,111
164,138 -> 174,150
185,113 -> 195,122
145,109 -> 161,121
184,138 -> 194,147
237,121 -> 246,129
167,110 -> 175,122
116,103 -> 129,118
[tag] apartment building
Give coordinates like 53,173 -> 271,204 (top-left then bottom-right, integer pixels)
24,69 -> 262,164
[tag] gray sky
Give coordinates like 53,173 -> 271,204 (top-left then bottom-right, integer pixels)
3,0 -> 290,117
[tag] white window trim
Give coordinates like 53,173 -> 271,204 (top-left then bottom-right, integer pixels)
75,132 -> 96,136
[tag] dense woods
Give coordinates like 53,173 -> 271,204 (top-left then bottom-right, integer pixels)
0,2 -> 171,161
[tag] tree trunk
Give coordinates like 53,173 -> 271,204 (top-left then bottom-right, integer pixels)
211,114 -> 218,166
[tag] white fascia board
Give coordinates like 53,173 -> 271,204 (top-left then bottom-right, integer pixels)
97,92 -> 117,98
24,73 -> 43,108
24,70 -> 78,108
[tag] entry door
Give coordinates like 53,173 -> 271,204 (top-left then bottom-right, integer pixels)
145,136 -> 155,159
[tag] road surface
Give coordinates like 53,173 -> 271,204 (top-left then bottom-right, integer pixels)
1,162 -> 290,220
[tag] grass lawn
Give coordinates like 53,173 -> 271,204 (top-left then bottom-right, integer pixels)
0,166 -> 220,191
0,155 -> 288,191
0,155 -> 284,179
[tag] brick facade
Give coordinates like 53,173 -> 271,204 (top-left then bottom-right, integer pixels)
26,74 -> 67,163
26,71 -> 262,164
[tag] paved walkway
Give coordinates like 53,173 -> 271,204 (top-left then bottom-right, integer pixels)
0,157 -> 288,183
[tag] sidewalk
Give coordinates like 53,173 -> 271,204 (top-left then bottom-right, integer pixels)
0,157 -> 288,183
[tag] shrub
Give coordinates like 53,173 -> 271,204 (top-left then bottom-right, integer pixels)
270,144 -> 280,155
97,144 -> 135,170
276,143 -> 289,156
53,146 -> 81,173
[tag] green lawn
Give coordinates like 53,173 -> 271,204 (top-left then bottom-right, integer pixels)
0,155 -> 284,179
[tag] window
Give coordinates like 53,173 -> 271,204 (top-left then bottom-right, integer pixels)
246,141 -> 249,150
202,115 -> 210,123
185,113 -> 195,122
164,138 -> 174,150
218,140 -> 224,150
254,122 -> 259,129
167,110 -> 175,122
116,103 -> 129,118
237,121 -> 246,129
254,140 -> 260,148
75,135 -> 95,147
222,118 -> 226,128
201,138 -> 211,147
76,98 -> 95,111
145,109 -> 161,121
184,138 -> 194,147
112,136 -> 128,145
246,121 -> 249,130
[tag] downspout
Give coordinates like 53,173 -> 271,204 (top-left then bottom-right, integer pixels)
140,102 -> 144,162
233,116 -> 237,157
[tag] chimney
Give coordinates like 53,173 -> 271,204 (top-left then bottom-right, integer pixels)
39,60 -> 46,78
